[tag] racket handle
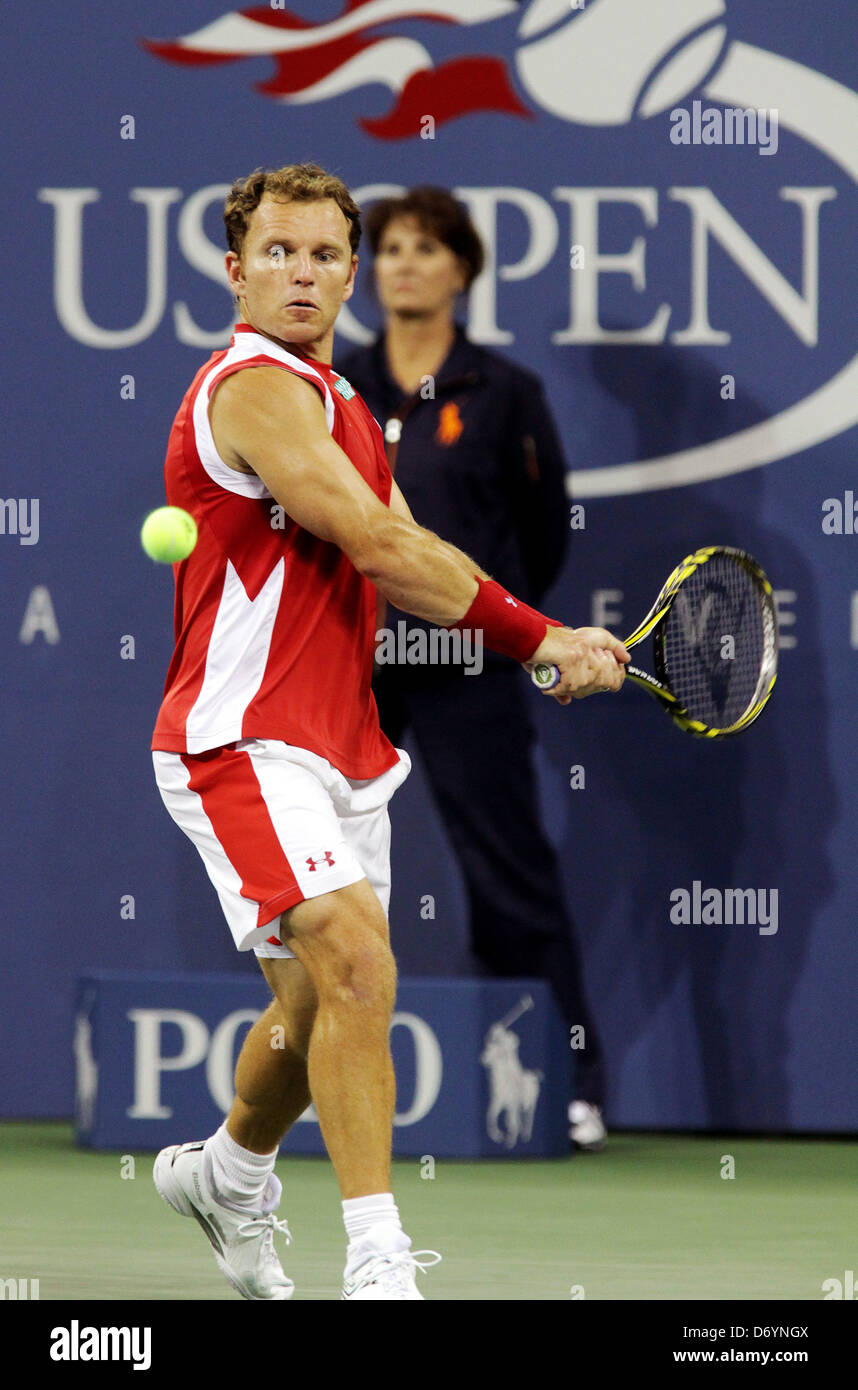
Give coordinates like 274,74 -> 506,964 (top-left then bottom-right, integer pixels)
531,663 -> 560,691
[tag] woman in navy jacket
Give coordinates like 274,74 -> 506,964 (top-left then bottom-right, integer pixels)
337,188 -> 606,1149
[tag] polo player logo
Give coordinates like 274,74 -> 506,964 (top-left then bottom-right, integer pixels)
480,994 -> 542,1148
436,402 -> 465,446
306,851 -> 336,871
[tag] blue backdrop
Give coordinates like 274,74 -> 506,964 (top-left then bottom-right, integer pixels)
2,0 -> 856,1131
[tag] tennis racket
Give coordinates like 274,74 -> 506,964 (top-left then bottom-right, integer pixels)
530,545 -> 779,738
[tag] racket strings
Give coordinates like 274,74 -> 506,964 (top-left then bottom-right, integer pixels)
661,557 -> 766,728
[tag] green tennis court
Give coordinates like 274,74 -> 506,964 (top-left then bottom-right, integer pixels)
1,1123 -> 852,1301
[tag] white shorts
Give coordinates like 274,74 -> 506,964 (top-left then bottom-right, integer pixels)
152,738 -> 410,958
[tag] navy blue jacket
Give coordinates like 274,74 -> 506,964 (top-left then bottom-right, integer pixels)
337,326 -> 569,606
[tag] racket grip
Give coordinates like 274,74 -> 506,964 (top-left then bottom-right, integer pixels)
531,663 -> 560,691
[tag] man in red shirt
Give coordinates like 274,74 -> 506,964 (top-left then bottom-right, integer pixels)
150,163 -> 628,1301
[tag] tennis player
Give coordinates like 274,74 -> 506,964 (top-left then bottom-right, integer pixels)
149,163 -> 628,1301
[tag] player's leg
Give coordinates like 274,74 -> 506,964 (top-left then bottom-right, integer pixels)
284,854 -> 432,1303
261,877 -> 397,1199
151,961 -> 304,1300
314,778 -> 438,1298
216,876 -> 398,1198
256,827 -> 436,1298
263,766 -> 436,1298
227,960 -> 317,1153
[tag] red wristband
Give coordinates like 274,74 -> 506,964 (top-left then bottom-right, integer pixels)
448,577 -> 561,663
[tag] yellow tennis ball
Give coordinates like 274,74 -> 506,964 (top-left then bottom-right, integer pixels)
140,506 -> 198,563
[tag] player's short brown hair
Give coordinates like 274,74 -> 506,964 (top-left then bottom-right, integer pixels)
224,163 -> 362,260
364,187 -> 484,289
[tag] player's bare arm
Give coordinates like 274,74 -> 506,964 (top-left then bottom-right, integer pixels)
212,365 -> 487,624
384,477 -> 626,700
210,366 -> 627,697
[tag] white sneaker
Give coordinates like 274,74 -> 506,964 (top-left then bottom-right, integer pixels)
153,1141 -> 294,1300
569,1101 -> 607,1152
341,1224 -> 441,1301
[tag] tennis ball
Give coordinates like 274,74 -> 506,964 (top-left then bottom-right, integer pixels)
140,506 -> 198,563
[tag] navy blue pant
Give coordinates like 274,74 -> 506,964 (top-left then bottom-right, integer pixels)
373,665 -> 605,1106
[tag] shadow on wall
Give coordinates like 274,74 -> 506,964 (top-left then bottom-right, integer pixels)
531,337 -> 837,1129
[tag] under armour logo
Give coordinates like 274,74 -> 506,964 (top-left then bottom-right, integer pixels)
306,852 -> 336,871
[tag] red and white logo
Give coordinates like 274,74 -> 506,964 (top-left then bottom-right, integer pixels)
144,0 -> 530,140
306,851 -> 336,872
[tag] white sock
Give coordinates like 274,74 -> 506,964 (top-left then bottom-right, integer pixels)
204,1123 -> 277,1210
342,1193 -> 402,1245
